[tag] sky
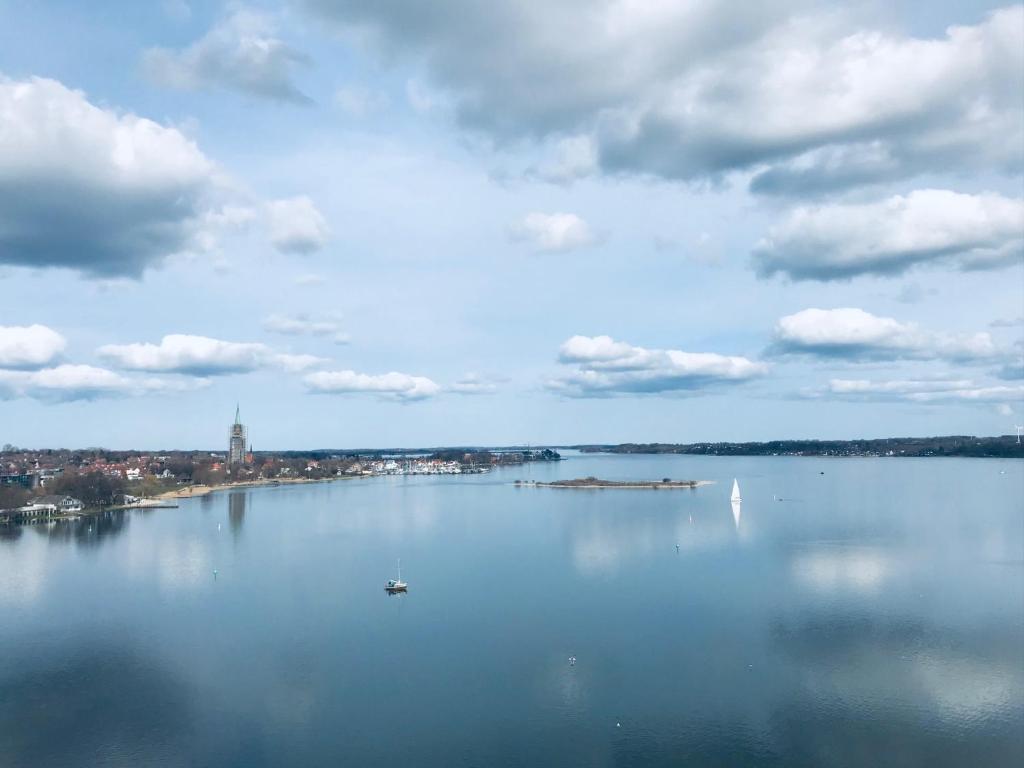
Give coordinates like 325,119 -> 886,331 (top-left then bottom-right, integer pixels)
0,0 -> 1022,449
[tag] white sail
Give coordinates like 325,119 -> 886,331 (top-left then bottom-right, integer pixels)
730,479 -> 741,503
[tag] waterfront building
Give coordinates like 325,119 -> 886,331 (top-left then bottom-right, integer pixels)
35,495 -> 84,513
228,405 -> 248,467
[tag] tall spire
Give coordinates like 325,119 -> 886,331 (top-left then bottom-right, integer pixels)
234,403 -> 240,425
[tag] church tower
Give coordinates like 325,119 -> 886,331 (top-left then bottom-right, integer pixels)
228,405 -> 247,466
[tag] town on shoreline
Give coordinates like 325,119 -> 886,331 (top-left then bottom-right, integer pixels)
4,431 -> 1021,526
0,446 -> 563,525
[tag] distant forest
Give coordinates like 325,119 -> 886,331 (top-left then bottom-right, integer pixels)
573,435 -> 1024,458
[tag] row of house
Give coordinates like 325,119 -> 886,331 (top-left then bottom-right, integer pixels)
0,495 -> 84,524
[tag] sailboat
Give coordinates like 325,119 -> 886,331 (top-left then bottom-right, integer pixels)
385,559 -> 408,592
730,479 -> 742,530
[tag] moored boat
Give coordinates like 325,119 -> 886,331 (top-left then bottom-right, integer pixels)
385,558 -> 407,592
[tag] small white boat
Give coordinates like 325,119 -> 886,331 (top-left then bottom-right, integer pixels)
730,478 -> 741,503
385,558 -> 407,592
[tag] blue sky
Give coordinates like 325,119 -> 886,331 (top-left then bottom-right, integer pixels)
0,0 -> 1022,448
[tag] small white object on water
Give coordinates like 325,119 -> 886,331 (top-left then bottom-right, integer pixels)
569,656 -> 576,666
616,723 -> 621,728
217,523 -> 221,531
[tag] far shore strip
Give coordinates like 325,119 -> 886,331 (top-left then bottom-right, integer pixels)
521,478 -> 713,489
156,476 -> 342,499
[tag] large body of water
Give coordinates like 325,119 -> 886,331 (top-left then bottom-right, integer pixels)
2,454 -> 1022,767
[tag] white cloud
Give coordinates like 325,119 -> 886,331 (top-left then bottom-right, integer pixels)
449,373 -> 501,395
405,78 -> 445,113
304,3 -> 1023,192
266,196 -> 330,253
334,84 -> 389,116
534,135 -> 598,184
990,316 -> 1024,328
275,353 -> 331,373
293,273 -> 326,286
548,334 -> 767,397
0,364 -> 208,402
754,190 -> 1024,281
263,313 -> 348,343
820,377 -> 1024,404
0,324 -> 66,369
510,212 -> 595,252
771,308 -> 1002,362
304,370 -> 441,401
0,75 -> 224,277
143,8 -> 309,102
997,349 -> 1024,381
98,334 -> 325,376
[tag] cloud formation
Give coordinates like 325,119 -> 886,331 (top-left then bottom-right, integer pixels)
266,196 -> 330,253
754,190 -> 1024,281
0,75 -> 225,278
98,334 -> 325,376
143,8 -> 310,102
304,370 -> 441,401
548,335 -> 767,397
303,2 -> 1023,191
263,313 -> 349,343
449,373 -> 501,395
0,365 -> 207,402
0,324 -> 66,369
510,212 -> 595,252
819,377 -> 1024,405
771,308 -> 1002,363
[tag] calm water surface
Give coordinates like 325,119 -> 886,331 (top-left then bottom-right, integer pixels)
2,454 -> 1022,767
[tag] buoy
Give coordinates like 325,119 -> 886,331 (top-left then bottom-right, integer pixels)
675,544 -> 680,552
217,523 -> 221,531
616,723 -> 621,728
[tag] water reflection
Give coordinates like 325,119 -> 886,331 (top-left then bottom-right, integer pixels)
0,457 -> 1019,767
30,509 -> 129,548
567,496 -> 738,576
229,491 -> 246,537
770,612 -> 1024,761
0,533 -> 47,605
731,498 -> 742,530
0,524 -> 23,543
0,640 -> 201,767
791,545 -> 893,594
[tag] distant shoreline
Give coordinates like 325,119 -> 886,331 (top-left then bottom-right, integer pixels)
156,476 -> 347,499
519,478 -> 712,489
571,435 -> 1022,459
